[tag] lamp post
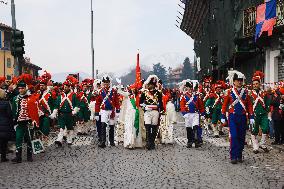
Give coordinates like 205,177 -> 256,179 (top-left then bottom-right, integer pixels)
91,0 -> 95,79
11,0 -> 20,76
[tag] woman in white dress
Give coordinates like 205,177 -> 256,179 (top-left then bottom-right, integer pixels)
117,86 -> 143,149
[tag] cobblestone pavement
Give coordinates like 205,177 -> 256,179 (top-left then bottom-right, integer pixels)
0,121 -> 283,189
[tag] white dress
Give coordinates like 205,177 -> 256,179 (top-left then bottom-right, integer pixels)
117,89 -> 143,148
160,101 -> 176,144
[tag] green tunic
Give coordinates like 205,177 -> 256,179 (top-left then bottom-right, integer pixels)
11,95 -> 33,150
39,91 -> 55,136
55,92 -> 78,130
206,95 -> 222,124
250,90 -> 271,135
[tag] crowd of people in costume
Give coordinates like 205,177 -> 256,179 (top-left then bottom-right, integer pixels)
0,69 -> 283,164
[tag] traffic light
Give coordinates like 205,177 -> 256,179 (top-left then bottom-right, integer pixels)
279,33 -> 284,60
11,30 -> 25,57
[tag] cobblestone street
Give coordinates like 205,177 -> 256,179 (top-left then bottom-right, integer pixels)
0,122 -> 283,189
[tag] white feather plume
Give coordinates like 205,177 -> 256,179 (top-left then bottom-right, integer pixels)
226,70 -> 246,85
143,75 -> 159,89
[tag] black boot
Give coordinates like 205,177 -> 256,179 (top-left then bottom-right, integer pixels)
96,119 -> 102,143
186,127 -> 193,148
27,147 -> 33,162
193,126 -> 201,148
151,125 -> 158,150
145,124 -> 151,150
109,125 -> 115,146
0,140 -> 8,162
98,123 -> 106,148
12,148 -> 22,163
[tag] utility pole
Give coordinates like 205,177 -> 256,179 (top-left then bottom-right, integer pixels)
91,0 -> 95,79
11,0 -> 19,76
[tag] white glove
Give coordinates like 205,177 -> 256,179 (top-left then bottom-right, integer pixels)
90,114 -> 94,121
49,109 -> 58,119
205,107 -> 210,114
221,119 -> 226,124
95,116 -> 100,121
200,116 -> 205,120
72,107 -> 80,115
250,119 -> 255,125
279,104 -> 284,109
14,124 -> 18,131
268,116 -> 272,121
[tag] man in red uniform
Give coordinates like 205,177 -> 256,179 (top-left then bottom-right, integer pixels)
95,75 -> 120,148
221,70 -> 254,164
180,79 -> 205,148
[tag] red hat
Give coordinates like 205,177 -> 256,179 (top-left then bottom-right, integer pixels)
252,71 -> 264,83
0,76 -> 6,84
81,79 -> 91,88
214,80 -> 226,90
279,87 -> 284,95
39,71 -> 52,85
203,76 -> 213,83
17,74 -> 33,88
63,75 -> 78,87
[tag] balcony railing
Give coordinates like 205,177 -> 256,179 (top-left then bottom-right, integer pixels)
243,0 -> 284,37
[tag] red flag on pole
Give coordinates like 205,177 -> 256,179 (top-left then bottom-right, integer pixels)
135,53 -> 142,88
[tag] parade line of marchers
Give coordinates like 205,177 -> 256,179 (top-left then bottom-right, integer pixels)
0,68 -> 284,165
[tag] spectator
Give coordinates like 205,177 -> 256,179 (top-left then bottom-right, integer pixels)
0,89 -> 14,162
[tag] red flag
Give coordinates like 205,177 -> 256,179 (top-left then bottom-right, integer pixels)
135,53 -> 142,88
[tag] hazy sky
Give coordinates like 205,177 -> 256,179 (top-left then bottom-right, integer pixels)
0,0 -> 194,76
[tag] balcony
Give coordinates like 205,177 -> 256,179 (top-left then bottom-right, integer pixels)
243,0 -> 284,37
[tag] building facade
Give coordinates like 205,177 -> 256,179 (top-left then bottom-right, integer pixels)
0,23 -> 15,80
0,23 -> 42,79
168,66 -> 183,88
21,57 -> 42,78
179,0 -> 284,83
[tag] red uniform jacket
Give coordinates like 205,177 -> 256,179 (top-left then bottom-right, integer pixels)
221,87 -> 253,119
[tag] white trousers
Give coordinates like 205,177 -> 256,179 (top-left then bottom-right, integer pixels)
183,113 -> 199,128
144,110 -> 159,125
100,110 -> 116,125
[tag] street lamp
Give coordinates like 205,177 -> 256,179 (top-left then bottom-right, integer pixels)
91,0 -> 95,79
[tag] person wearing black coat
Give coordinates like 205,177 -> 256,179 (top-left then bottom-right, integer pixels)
0,89 -> 14,162
271,90 -> 284,145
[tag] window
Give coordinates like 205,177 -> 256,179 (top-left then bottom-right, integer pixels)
4,31 -> 11,50
6,75 -> 11,80
6,58 -> 11,68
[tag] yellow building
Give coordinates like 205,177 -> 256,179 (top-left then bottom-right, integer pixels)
0,23 -> 15,80
0,23 -> 42,79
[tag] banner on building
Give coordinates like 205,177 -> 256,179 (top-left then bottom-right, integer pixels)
255,0 -> 276,41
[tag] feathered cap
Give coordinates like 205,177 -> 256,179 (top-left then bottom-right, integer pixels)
252,71 -> 264,83
279,87 -> 284,95
80,78 -> 91,88
17,74 -> 33,88
214,80 -> 227,90
102,75 -> 112,83
0,76 -> 6,84
93,79 -> 102,90
39,71 -> 52,85
203,75 -> 213,83
178,79 -> 193,92
63,75 -> 79,87
143,75 -> 159,89
226,70 -> 246,85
